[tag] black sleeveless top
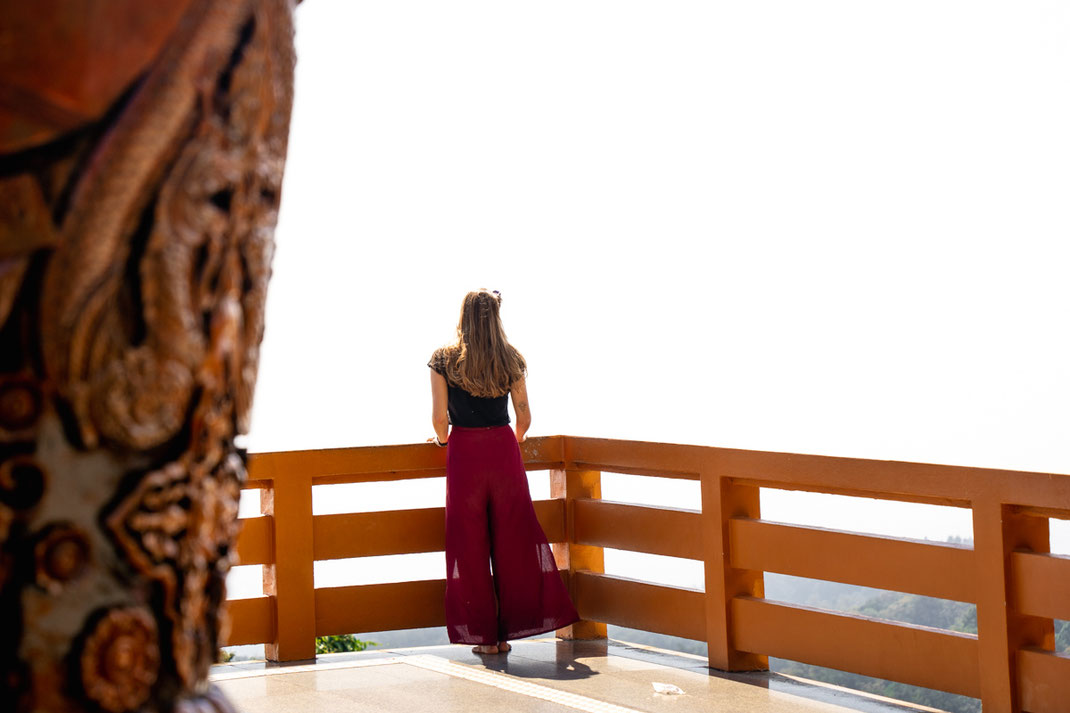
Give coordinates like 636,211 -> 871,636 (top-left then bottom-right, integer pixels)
428,352 -> 510,428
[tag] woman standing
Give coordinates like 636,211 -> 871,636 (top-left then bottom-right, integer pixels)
428,289 -> 579,655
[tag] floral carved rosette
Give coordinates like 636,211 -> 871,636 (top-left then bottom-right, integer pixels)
0,1 -> 295,711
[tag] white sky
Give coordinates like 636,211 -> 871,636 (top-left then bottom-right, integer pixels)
235,0 -> 1070,592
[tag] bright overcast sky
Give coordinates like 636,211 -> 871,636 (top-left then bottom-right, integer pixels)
239,1 -> 1069,555
252,0 -> 1068,468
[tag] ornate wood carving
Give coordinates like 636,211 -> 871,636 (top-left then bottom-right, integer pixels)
0,1 -> 295,710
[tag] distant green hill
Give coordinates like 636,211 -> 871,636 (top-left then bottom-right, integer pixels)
768,579 -> 979,713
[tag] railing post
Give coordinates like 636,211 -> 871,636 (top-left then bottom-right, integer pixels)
261,473 -> 317,661
701,471 -> 766,671
550,468 -> 607,639
972,499 -> 1053,713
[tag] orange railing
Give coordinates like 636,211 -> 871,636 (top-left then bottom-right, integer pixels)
222,436 -> 1070,713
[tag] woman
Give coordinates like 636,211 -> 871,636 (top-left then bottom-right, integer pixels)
428,289 -> 579,655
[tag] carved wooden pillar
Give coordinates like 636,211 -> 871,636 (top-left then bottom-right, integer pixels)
0,1 -> 295,711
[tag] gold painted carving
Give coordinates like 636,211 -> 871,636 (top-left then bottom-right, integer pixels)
78,608 -> 161,712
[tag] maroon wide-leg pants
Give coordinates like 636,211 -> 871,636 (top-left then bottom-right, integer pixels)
444,426 -> 579,645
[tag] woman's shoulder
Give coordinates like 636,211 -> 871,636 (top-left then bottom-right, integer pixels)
428,345 -> 455,373
507,344 -> 527,373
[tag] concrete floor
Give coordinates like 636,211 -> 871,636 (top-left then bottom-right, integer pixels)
210,639 -> 946,713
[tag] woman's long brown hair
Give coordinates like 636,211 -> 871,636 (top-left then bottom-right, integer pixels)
435,289 -> 526,398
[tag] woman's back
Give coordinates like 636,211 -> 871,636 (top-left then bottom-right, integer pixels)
428,347 -> 510,428
428,288 -> 529,438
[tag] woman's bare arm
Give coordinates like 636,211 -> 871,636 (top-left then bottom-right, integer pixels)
430,369 -> 450,444
510,378 -> 531,442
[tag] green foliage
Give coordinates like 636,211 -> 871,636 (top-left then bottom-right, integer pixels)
856,590 -> 974,631
217,649 -> 235,663
315,634 -> 377,654
1056,620 -> 1070,654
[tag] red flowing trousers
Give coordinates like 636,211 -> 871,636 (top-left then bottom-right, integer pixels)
444,426 -> 579,645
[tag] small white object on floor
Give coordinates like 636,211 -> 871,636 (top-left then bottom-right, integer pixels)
652,682 -> 685,695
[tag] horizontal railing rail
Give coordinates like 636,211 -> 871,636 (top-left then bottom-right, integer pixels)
222,435 -> 1069,713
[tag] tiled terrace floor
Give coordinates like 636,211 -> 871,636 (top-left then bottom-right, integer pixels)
211,639 -> 946,713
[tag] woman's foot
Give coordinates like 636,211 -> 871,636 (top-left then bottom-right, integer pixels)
472,644 -> 499,655
497,641 -> 511,653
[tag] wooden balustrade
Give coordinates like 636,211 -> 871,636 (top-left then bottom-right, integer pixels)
222,435 -> 1070,713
